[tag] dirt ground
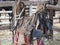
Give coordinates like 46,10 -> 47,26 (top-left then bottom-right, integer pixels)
46,23 -> 60,45
0,17 -> 60,45
0,23 -> 60,45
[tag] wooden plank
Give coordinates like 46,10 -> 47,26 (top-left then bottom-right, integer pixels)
0,22 -> 10,25
0,1 -> 15,7
22,1 -> 48,5
0,26 -> 10,30
46,4 -> 60,11
0,17 -> 11,20
0,11 -> 12,13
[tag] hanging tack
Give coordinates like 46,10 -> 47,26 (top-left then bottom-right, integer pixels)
37,39 -> 42,45
14,31 -> 19,45
22,34 -> 30,45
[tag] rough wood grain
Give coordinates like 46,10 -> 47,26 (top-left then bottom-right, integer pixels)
0,1 -> 15,7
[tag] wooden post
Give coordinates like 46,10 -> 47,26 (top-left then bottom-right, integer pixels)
49,10 -> 53,39
48,0 -> 57,40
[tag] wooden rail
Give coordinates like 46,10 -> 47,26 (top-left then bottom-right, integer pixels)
0,22 -> 10,25
22,1 -> 48,5
0,1 -> 15,7
0,11 -> 12,13
0,26 -> 10,30
0,17 -> 11,20
46,4 -> 60,11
